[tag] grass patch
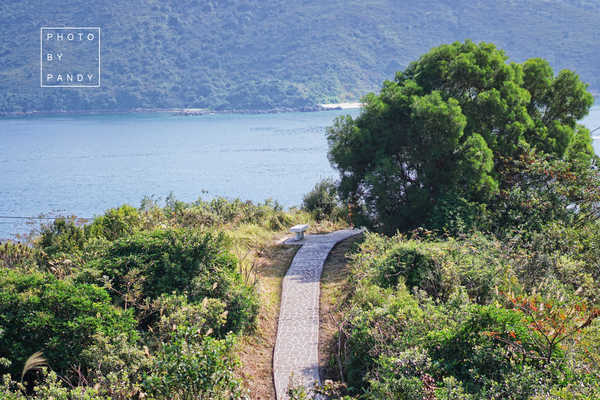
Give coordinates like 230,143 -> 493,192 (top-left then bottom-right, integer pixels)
235,235 -> 299,398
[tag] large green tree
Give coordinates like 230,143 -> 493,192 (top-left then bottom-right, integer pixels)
327,40 -> 595,233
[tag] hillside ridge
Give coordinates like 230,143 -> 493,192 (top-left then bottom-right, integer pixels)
1,0 -> 598,113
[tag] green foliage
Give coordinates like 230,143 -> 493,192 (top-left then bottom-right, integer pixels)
351,233 -> 505,303
327,40 -> 595,233
302,179 -> 346,222
426,305 -> 539,386
491,151 -> 600,237
330,232 -> 600,399
85,227 -> 257,333
38,218 -> 87,258
86,205 -> 143,241
373,243 -> 448,299
0,242 -> 37,270
167,196 -> 299,231
1,369 -> 108,400
0,269 -> 138,378
363,348 -> 434,400
38,205 -> 143,258
143,333 -> 245,400
79,333 -> 151,400
0,196 -> 319,398
87,228 -> 233,300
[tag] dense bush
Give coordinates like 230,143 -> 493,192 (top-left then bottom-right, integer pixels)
331,232 -> 600,399
143,333 -> 244,400
38,205 -> 143,258
351,233 -> 505,304
302,179 -> 346,222
0,196 -> 330,398
0,269 -> 138,378
167,197 -> 300,231
0,369 -> 107,400
38,218 -> 88,258
327,41 -> 595,234
0,242 -> 37,270
86,205 -> 143,241
86,228 -> 234,300
84,228 -> 257,333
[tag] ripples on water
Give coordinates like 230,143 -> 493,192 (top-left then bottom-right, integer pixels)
0,110 -> 358,239
0,106 -> 599,239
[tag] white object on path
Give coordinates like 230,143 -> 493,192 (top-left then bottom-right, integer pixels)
290,224 -> 309,241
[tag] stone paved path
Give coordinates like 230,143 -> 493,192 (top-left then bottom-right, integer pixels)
273,229 -> 362,399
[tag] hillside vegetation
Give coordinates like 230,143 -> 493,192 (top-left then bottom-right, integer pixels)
297,40 -> 600,400
309,231 -> 600,399
1,0 -> 599,113
0,196 -> 347,399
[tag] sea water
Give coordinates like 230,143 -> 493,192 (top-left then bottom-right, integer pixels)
0,110 -> 358,239
1,106 -> 599,239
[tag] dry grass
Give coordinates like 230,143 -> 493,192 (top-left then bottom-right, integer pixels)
236,236 -> 300,399
318,234 -> 364,383
232,219 -> 351,398
21,351 -> 47,382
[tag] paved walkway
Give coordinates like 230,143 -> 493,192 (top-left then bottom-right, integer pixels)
273,229 -> 362,399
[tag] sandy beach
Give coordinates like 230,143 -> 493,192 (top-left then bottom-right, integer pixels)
320,102 -> 363,109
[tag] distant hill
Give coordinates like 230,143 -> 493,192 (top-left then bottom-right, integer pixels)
1,0 -> 599,113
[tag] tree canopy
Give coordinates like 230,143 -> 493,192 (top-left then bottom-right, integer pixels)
327,40 -> 595,234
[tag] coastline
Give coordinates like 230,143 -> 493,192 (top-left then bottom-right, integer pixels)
0,103 -> 362,119
320,102 -> 363,110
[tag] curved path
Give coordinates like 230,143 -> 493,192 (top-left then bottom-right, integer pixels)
273,229 -> 362,399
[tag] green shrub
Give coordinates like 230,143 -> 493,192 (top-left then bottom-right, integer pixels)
86,205 -> 142,241
86,228 -> 233,299
0,268 -> 138,378
428,193 -> 491,235
85,228 -> 258,333
166,196 -> 300,231
434,377 -> 474,400
149,294 -> 229,341
334,232 -> 599,399
376,245 -> 445,296
38,218 -> 87,258
341,283 -> 432,391
349,233 -> 504,304
143,333 -> 245,400
189,277 -> 258,334
532,382 -> 600,400
302,179 -> 345,221
79,333 -> 150,400
1,369 -> 108,400
426,305 -> 538,388
38,205 -> 145,259
364,349 -> 433,400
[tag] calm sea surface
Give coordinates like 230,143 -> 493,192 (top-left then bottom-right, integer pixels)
0,110 -> 358,239
1,106 -> 599,239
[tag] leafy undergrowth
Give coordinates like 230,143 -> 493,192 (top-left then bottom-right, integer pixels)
298,228 -> 600,400
0,195 -> 348,399
318,234 -> 364,384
